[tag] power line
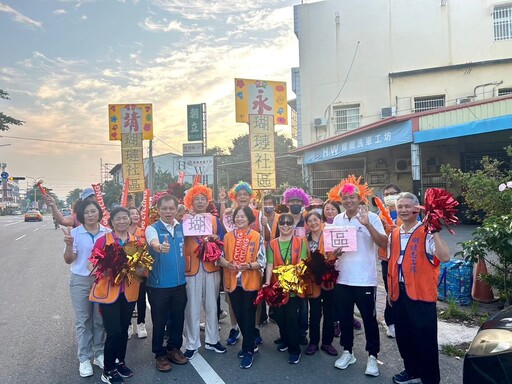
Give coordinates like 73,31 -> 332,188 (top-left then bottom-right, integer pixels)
0,135 -> 120,147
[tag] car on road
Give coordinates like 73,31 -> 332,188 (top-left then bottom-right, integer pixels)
10,210 -> 23,215
24,209 -> 43,222
463,305 -> 512,383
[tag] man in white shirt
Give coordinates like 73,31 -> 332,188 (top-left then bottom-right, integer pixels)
331,181 -> 387,377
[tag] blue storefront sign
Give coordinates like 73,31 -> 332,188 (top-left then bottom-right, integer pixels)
303,120 -> 412,165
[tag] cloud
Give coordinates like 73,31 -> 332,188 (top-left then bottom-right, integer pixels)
53,9 -> 67,15
0,2 -> 42,28
140,17 -> 203,34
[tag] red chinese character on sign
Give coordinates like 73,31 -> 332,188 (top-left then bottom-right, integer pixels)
252,95 -> 272,114
124,111 -> 140,133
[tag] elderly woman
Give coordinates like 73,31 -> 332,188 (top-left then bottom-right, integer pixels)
264,212 -> 308,365
89,207 -> 142,384
62,200 -> 110,378
218,206 -> 266,369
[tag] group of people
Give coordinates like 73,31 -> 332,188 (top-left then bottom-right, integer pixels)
45,176 -> 450,384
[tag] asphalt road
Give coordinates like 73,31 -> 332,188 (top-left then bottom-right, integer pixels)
0,215 -> 466,384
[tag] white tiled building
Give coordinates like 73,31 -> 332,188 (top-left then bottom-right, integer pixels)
291,0 -> 512,198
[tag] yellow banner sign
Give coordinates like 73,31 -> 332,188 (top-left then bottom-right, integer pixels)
235,79 -> 287,125
121,133 -> 145,193
109,104 -> 153,141
249,115 -> 276,189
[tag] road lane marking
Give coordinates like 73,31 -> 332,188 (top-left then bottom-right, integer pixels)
33,228 -> 40,232
3,221 -> 21,226
189,353 -> 226,384
15,235 -> 26,241
144,300 -> 224,383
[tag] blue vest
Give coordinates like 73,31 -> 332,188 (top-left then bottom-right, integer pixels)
147,221 -> 186,289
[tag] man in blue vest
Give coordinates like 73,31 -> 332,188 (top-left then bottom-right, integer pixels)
145,194 -> 188,372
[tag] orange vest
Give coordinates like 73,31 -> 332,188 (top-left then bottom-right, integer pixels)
388,227 -> 439,303
378,211 -> 402,261
305,234 -> 336,298
132,226 -> 145,242
184,215 -> 221,276
269,237 -> 307,298
222,229 -> 262,292
89,233 -> 141,304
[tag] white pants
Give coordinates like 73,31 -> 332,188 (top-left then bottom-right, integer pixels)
184,265 -> 221,350
70,273 -> 105,362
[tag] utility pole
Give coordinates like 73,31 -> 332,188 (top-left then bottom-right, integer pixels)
148,139 -> 154,192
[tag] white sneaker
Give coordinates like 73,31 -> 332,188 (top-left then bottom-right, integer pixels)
93,354 -> 104,369
79,360 -> 93,377
334,350 -> 356,370
365,355 -> 380,377
137,322 -> 147,338
127,324 -> 133,339
386,324 -> 396,338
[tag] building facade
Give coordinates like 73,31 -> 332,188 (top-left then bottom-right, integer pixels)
291,0 -> 512,198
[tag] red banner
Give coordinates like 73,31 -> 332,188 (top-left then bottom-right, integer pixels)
92,183 -> 110,227
140,189 -> 151,230
120,178 -> 130,207
178,171 -> 185,185
193,174 -> 201,186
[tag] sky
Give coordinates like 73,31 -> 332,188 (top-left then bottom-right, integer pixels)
0,0 -> 308,199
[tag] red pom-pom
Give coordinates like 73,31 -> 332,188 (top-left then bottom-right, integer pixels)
421,188 -> 459,234
254,283 -> 289,307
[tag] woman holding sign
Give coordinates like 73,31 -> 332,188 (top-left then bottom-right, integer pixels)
218,206 -> 265,369
62,200 -> 110,378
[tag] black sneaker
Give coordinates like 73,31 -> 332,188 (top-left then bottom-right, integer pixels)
101,369 -> 125,384
205,342 -> 227,353
226,328 -> 240,345
392,370 -> 421,384
240,352 -> 254,369
184,349 -> 198,360
116,362 -> 133,378
288,353 -> 301,364
277,343 -> 288,352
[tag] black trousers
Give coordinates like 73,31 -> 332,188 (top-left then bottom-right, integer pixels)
308,288 -> 335,346
274,296 -> 302,356
381,260 -> 394,326
393,287 -> 440,384
100,294 -> 136,371
147,284 -> 187,358
228,287 -> 257,353
335,284 -> 380,356
136,279 -> 147,324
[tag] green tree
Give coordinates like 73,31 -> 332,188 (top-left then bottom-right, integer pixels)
102,180 -> 122,210
444,146 -> 512,304
66,188 -> 82,208
0,90 -> 24,131
153,169 -> 176,192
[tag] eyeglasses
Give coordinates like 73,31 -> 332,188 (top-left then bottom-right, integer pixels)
278,220 -> 294,226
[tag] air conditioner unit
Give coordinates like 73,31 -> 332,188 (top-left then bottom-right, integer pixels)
456,97 -> 472,105
380,106 -> 397,118
395,158 -> 411,173
313,117 -> 328,127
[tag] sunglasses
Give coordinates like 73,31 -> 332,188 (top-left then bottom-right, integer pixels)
278,220 -> 294,226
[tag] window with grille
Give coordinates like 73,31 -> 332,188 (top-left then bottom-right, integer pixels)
332,104 -> 360,133
493,5 -> 512,41
414,95 -> 445,113
310,158 -> 365,197
498,88 -> 512,96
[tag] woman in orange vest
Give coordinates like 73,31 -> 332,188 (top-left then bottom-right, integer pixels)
218,206 -> 265,369
264,213 -> 308,365
89,207 -> 141,384
303,211 -> 338,357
